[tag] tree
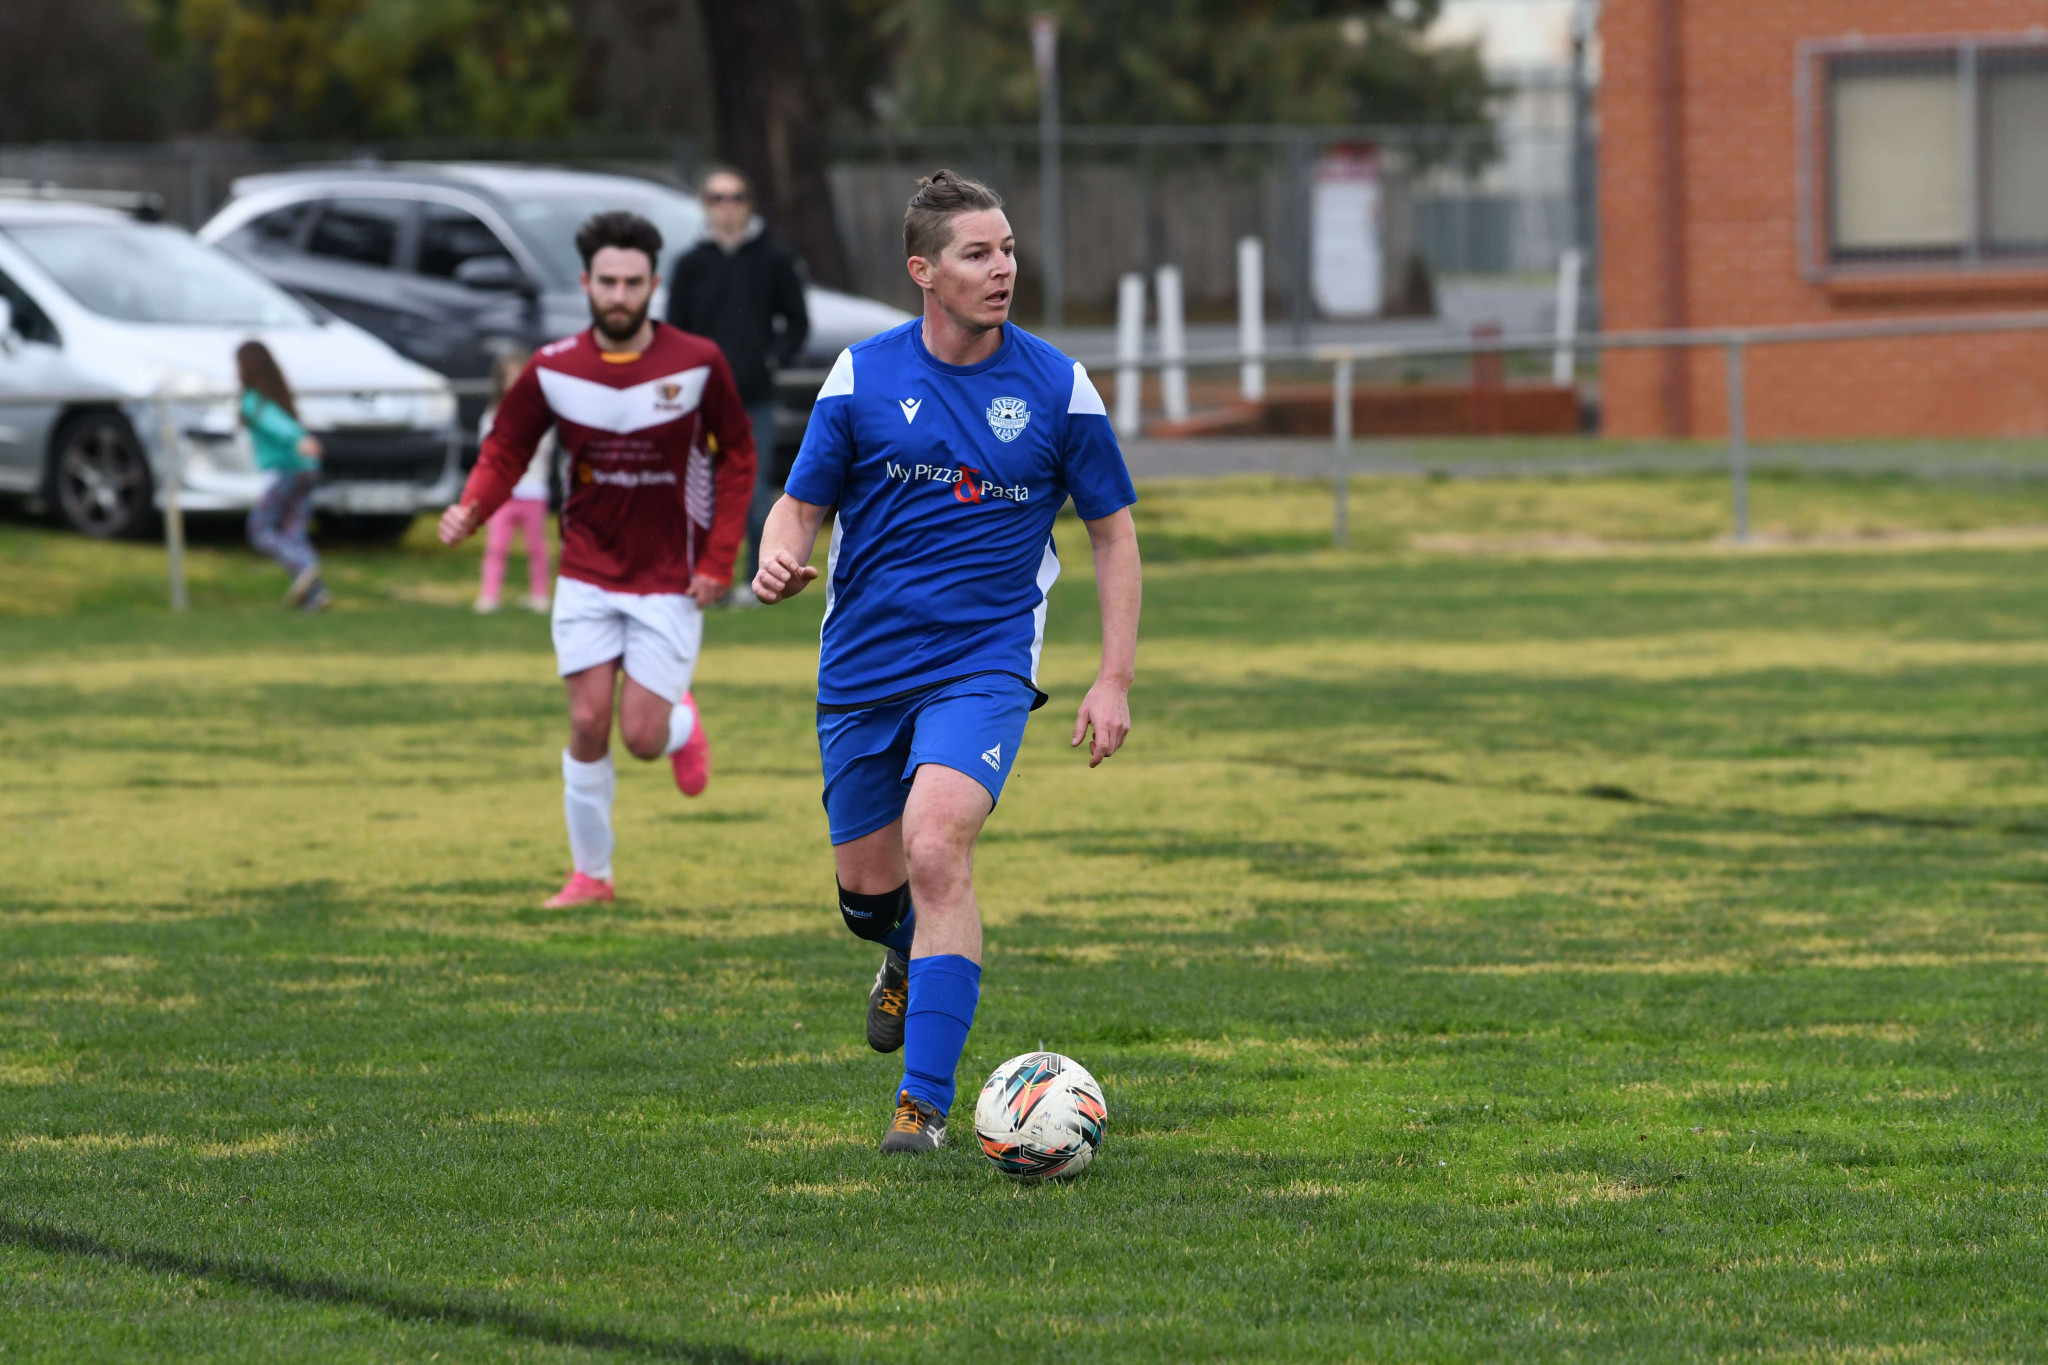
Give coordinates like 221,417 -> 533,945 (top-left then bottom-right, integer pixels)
0,0 -> 167,142
815,0 -> 1490,131
173,0 -> 583,140
696,0 -> 851,289
565,0 -> 716,136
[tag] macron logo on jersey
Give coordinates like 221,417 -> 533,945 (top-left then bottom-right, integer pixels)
899,397 -> 922,424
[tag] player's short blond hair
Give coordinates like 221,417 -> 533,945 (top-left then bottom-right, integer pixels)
903,170 -> 1004,262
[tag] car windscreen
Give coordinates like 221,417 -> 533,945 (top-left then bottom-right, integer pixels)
503,192 -> 705,287
5,222 -> 316,327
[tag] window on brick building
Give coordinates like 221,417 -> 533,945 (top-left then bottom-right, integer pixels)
1816,39 -> 2048,269
1831,60 -> 1963,256
1984,53 -> 2048,252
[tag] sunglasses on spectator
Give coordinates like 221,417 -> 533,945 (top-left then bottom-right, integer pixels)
703,191 -> 750,204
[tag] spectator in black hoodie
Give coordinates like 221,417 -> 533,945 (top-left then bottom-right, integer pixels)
666,165 -> 809,604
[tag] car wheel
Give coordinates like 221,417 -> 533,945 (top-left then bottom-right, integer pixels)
51,411 -> 153,539
318,512 -> 417,544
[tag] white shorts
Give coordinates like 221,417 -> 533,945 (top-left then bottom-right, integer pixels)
550,576 -> 702,702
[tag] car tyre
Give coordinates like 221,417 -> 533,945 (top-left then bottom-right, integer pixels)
50,410 -> 154,539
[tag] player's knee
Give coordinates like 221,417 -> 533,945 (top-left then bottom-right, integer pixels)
902,823 -> 971,888
621,726 -> 665,762
839,881 -> 911,942
568,708 -> 610,748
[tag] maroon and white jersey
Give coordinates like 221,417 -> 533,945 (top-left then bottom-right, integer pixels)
462,324 -> 756,595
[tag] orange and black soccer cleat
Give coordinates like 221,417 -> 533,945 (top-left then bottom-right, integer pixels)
879,1090 -> 946,1153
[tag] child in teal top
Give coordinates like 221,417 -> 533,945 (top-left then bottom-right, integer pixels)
241,387 -> 319,474
237,340 -> 328,610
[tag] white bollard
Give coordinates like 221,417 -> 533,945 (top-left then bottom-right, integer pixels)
1156,264 -> 1188,424
1237,237 -> 1265,403
1114,271 -> 1146,437
1552,248 -> 1583,387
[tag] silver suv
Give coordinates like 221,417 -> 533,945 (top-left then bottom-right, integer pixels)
199,163 -> 909,454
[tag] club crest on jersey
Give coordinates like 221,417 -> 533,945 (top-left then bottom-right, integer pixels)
985,396 -> 1030,443
658,382 -> 683,401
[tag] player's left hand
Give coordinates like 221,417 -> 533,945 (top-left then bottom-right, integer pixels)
1072,678 -> 1131,768
437,501 -> 482,546
687,574 -> 727,609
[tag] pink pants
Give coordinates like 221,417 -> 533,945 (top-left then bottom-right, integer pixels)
480,498 -> 551,603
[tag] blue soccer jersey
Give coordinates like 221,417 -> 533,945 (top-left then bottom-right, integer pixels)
786,320 -> 1137,707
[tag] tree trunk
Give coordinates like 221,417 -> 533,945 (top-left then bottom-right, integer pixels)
696,0 -> 850,290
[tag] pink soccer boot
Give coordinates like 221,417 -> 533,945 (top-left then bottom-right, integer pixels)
670,692 -> 711,797
542,872 -> 614,909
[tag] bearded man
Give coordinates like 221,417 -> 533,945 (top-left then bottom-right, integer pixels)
439,211 -> 756,908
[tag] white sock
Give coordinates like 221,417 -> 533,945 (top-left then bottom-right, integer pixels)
663,698 -> 697,756
561,749 -> 616,882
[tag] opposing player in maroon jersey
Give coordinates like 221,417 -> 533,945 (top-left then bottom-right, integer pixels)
439,211 -> 756,908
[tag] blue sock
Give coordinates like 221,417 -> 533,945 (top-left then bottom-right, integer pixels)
879,901 -> 917,955
900,954 -> 981,1114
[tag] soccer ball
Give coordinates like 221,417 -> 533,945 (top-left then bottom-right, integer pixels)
974,1051 -> 1107,1179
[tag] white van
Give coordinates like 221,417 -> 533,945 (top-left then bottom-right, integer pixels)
0,196 -> 459,539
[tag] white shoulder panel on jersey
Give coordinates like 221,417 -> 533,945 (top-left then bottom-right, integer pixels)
818,348 -> 856,399
1068,361 -> 1108,417
538,365 -> 709,435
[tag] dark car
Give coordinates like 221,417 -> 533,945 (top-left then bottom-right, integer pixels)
198,164 -> 909,460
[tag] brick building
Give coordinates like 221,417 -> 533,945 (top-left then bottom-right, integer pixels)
1600,0 -> 2048,439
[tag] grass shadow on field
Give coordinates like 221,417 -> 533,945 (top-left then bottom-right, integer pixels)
0,1217 -> 808,1364
1251,746 -> 2048,839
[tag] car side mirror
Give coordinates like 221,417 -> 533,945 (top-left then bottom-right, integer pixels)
454,256 -> 530,293
0,298 -> 15,356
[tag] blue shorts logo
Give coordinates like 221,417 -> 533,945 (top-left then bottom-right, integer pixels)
986,396 -> 1031,443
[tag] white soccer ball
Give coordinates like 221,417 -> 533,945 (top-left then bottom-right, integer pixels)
974,1051 -> 1107,1179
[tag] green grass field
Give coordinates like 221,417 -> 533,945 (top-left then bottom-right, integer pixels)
7,473 -> 2048,1362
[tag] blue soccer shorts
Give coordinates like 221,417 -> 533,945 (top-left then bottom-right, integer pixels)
817,672 -> 1041,845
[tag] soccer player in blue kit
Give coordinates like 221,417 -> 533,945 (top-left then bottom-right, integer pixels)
751,171 -> 1143,1153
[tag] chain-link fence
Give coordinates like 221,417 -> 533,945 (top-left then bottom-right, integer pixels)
2,117 -> 1584,333
827,121 -> 1578,328
0,135 -> 697,234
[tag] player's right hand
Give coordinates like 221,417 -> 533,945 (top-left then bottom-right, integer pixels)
438,501 -> 483,546
753,549 -> 818,604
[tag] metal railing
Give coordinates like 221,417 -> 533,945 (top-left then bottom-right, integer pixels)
1069,307 -> 2048,547
14,309 -> 2048,610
